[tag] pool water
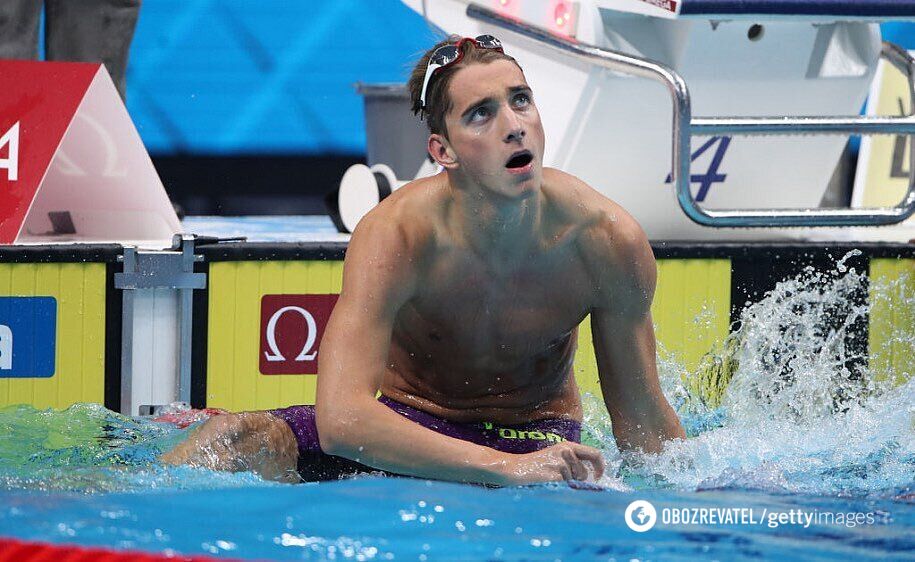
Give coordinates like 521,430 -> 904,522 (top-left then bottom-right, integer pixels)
1,477 -> 911,561
0,253 -> 913,561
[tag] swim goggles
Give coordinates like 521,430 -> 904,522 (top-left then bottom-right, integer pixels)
419,35 -> 505,112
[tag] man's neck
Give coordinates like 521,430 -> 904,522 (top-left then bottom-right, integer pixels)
447,176 -> 543,270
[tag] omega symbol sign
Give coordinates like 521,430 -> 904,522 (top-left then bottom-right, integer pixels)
259,294 -> 339,375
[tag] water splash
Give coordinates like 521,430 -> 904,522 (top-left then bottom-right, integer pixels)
725,250 -> 873,424
585,251 -> 915,499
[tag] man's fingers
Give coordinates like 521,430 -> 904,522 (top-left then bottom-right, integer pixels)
570,444 -> 606,480
585,456 -> 605,480
580,452 -> 605,480
557,460 -> 573,482
569,443 -> 604,464
560,447 -> 588,481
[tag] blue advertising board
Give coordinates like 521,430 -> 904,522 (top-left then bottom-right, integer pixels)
0,297 -> 57,378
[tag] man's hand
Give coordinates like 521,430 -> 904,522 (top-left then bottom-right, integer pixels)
495,442 -> 606,485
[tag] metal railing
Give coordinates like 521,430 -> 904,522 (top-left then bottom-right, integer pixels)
466,3 -> 915,227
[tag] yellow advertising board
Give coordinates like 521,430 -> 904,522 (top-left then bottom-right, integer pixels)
0,262 -> 107,409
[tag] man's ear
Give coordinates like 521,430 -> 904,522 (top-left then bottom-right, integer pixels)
428,134 -> 458,170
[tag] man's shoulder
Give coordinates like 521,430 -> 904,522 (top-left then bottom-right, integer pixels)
350,174 -> 443,255
541,168 -> 648,261
543,169 -> 656,308
342,178 -> 445,301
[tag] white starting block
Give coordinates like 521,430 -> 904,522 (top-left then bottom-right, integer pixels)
340,0 -> 915,240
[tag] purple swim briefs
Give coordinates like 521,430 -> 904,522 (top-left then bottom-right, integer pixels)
268,395 -> 581,481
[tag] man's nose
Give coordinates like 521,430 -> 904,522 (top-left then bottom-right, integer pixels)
502,107 -> 526,143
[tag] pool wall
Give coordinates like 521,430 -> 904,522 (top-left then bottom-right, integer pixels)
0,242 -> 912,414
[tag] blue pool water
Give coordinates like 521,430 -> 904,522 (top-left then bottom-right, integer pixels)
1,476 -> 912,561
0,252 -> 913,560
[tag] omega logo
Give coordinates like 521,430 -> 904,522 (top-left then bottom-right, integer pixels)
263,305 -> 317,363
259,294 -> 338,375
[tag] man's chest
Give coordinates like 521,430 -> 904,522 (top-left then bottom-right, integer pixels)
401,251 -> 593,361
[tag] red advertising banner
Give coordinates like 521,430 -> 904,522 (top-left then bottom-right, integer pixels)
259,294 -> 339,375
0,60 -> 179,245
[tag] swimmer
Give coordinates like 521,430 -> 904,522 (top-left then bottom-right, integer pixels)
161,35 -> 686,485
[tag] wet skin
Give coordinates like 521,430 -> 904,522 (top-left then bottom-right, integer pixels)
381,171 -> 593,424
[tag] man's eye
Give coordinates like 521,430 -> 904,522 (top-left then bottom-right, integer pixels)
514,93 -> 531,106
471,107 -> 491,121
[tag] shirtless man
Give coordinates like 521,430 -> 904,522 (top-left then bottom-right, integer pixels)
161,35 -> 685,485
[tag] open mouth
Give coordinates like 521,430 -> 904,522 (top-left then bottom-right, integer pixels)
505,150 -> 533,169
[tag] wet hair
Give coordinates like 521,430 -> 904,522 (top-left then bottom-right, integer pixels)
407,35 -> 522,140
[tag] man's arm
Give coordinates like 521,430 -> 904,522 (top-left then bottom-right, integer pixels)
315,208 -> 603,484
586,211 -> 686,454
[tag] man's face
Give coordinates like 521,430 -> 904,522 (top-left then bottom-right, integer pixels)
439,59 -> 545,200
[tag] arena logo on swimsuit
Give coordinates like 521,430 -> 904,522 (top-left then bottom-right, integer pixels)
259,294 -> 339,375
498,428 -> 565,442
483,422 -> 567,443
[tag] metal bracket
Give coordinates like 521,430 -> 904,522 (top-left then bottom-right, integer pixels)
115,235 -> 211,414
114,234 -> 206,290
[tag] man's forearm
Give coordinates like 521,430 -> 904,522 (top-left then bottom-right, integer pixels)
316,398 -> 510,484
610,402 -> 685,455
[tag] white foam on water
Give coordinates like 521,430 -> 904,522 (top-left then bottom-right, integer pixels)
586,251 -> 915,498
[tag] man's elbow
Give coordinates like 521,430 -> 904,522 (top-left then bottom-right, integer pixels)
315,404 -> 359,457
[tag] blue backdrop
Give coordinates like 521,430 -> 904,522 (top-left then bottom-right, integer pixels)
125,0 -> 436,155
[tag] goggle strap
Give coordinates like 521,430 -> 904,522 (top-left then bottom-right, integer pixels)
418,35 -> 505,114
419,61 -> 442,111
